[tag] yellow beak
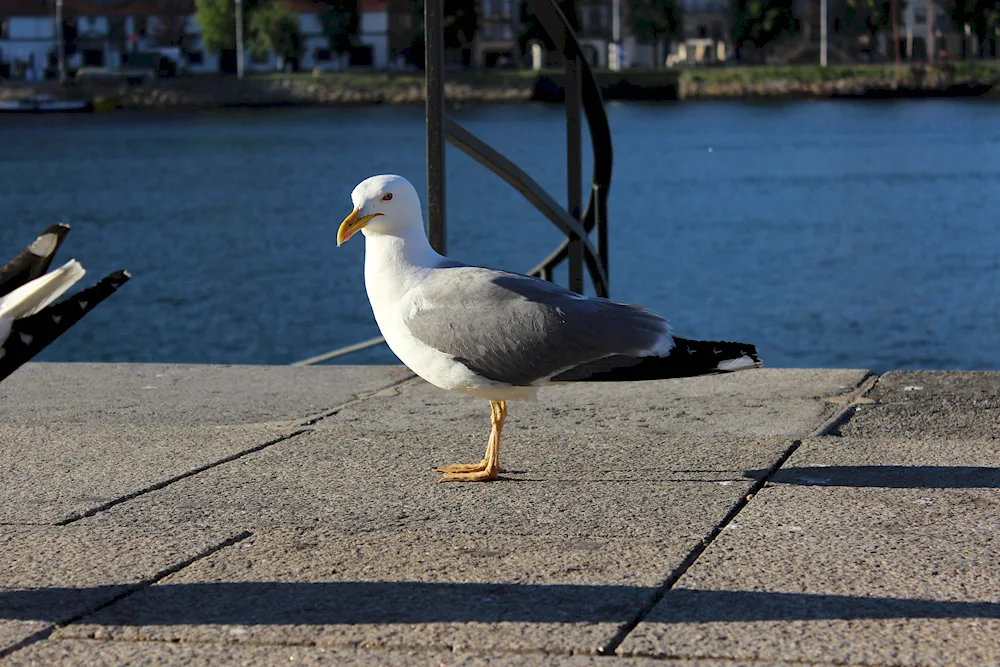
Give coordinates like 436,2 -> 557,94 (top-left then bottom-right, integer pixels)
337,208 -> 383,247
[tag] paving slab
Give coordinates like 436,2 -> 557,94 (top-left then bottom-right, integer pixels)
60,530 -> 670,654
81,425 -> 791,536
0,525 -> 242,655
350,368 -> 871,441
80,369 -> 864,535
842,370 -> 1000,441
0,423 -> 295,524
0,363 -> 413,427
4,639 -> 811,667
0,365 -> 876,664
619,436 -> 1000,666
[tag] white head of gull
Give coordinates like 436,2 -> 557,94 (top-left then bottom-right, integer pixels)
338,174 -> 760,482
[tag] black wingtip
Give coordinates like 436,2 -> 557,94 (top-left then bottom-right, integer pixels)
40,222 -> 72,237
562,337 -> 761,383
0,269 -> 131,383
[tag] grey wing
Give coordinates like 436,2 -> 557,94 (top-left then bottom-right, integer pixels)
402,266 -> 673,386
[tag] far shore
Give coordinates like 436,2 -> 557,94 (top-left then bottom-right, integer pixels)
2,64 -> 998,110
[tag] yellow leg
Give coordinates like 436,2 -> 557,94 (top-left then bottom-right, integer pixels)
436,400 -> 506,482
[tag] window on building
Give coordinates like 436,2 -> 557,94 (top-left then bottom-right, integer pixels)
914,8 -> 926,24
502,0 -> 513,17
482,0 -> 493,16
250,50 -> 269,64
315,47 -> 332,61
0,18 -> 9,39
187,50 -> 204,64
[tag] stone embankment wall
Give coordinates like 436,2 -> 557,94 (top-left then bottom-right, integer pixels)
678,67 -> 998,100
0,75 -> 533,109
1,67 -> 996,109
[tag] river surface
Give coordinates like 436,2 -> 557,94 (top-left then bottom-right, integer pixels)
1,100 -> 998,372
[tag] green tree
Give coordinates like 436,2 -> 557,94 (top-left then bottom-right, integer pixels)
249,3 -> 302,62
731,0 -> 796,60
843,0 -> 906,58
955,0 -> 1000,57
631,0 -> 680,67
406,0 -> 480,67
844,0 -> 891,39
194,0 -> 239,52
444,0 -> 480,49
943,0 -> 1000,58
317,0 -> 359,54
518,0 -> 580,54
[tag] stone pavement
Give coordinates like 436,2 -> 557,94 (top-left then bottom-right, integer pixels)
0,363 -> 997,666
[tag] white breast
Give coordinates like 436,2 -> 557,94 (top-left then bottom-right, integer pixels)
363,234 -> 507,397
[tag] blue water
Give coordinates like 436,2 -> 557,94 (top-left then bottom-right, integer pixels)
1,100 -> 998,371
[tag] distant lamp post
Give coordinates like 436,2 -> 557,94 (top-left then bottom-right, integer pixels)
891,0 -> 900,75
610,0 -> 621,71
926,0 -> 934,65
56,0 -> 67,83
820,0 -> 828,66
235,0 -> 245,79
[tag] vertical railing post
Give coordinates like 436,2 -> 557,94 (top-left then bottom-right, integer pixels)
425,0 -> 447,255
594,183 -> 608,296
565,48 -> 583,294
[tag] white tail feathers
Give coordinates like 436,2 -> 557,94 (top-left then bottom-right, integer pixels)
716,355 -> 761,372
0,260 -> 86,321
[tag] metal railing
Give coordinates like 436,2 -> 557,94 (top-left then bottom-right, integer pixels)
293,0 -> 613,367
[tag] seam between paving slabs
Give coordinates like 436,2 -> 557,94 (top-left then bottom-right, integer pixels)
599,372 -> 881,656
0,530 -> 254,661
56,431 -> 311,525
57,373 -> 418,525
299,373 -> 418,426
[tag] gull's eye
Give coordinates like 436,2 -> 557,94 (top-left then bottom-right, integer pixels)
382,193 -> 393,201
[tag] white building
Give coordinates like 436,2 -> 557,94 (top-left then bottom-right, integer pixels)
666,0 -> 729,66
0,0 -> 389,79
242,0 -> 389,72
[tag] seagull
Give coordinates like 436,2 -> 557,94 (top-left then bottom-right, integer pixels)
337,174 -> 761,482
0,224 -> 131,383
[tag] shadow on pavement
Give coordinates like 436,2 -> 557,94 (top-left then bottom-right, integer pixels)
2,583 -> 999,625
743,465 -> 1000,488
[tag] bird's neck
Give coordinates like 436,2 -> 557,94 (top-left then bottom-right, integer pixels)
363,228 -> 443,301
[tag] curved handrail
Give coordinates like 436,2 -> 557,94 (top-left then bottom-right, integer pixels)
444,119 -> 609,294
293,0 -> 615,365
523,0 -> 614,294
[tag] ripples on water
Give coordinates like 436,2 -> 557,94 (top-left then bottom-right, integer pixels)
1,100 -> 998,371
